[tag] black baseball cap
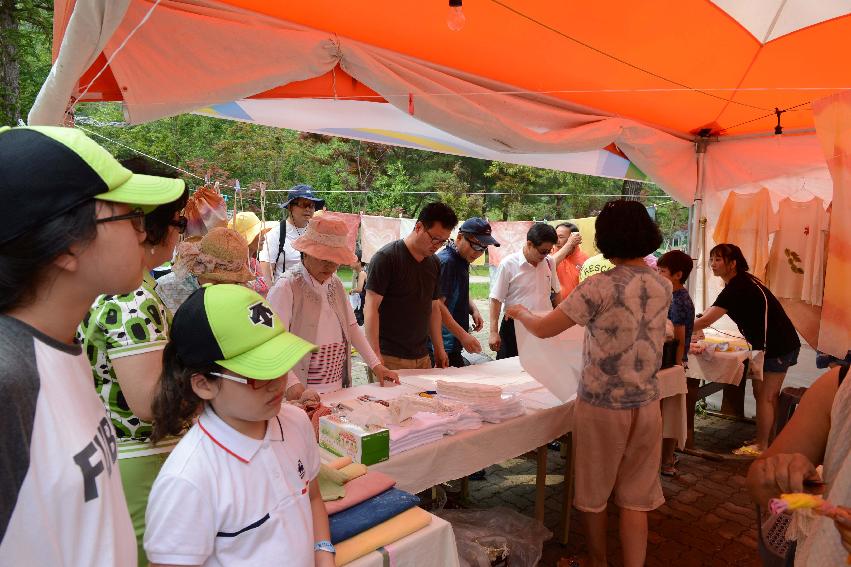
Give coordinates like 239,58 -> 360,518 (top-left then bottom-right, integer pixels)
0,126 -> 185,244
459,217 -> 500,247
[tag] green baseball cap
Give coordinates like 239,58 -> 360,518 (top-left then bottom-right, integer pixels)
0,125 -> 185,243
171,284 -> 316,380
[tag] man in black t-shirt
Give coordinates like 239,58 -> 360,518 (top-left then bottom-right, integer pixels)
365,203 -> 458,370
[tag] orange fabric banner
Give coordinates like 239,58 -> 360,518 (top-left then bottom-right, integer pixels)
814,93 -> 851,358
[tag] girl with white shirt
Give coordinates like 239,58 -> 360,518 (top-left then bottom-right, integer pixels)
267,216 -> 399,397
144,284 -> 333,567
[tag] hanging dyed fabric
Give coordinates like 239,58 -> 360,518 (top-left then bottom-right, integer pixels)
766,197 -> 830,306
359,216 -> 401,263
488,221 -> 534,266
713,188 -> 778,281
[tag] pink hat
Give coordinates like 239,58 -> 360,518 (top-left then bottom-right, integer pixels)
293,216 -> 358,266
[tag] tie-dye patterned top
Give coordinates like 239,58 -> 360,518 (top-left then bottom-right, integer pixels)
559,264 -> 672,410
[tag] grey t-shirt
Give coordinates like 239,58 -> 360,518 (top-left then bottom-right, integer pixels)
366,240 -> 441,359
560,264 -> 672,410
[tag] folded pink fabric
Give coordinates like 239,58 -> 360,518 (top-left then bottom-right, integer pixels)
325,471 -> 397,515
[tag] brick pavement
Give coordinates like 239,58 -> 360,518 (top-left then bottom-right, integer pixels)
453,413 -> 761,567
352,298 -> 764,566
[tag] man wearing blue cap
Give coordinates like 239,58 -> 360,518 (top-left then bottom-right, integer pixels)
433,218 -> 500,367
259,184 -> 325,282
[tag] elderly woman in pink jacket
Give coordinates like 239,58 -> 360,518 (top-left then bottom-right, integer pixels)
267,216 -> 399,397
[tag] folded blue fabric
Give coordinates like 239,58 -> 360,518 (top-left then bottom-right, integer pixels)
329,488 -> 420,544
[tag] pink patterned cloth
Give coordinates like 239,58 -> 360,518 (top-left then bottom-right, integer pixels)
360,215 -> 401,262
488,221 -> 534,266
320,212 -> 361,253
324,471 -> 397,515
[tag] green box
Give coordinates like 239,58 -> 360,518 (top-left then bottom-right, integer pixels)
318,415 -> 390,465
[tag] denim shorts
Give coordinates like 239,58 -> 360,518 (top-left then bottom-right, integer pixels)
763,347 -> 800,373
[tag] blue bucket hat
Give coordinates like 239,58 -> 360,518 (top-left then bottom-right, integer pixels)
280,184 -> 325,209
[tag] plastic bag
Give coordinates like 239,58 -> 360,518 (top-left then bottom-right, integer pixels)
184,185 -> 228,237
437,507 -> 552,567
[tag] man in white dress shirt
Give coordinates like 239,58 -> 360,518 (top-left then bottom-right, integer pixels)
488,223 -> 559,359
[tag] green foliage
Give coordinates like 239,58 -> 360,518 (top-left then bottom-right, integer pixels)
7,14 -> 690,245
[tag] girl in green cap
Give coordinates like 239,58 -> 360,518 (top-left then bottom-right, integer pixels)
145,284 -> 334,567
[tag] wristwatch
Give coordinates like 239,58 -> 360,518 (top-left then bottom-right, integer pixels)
314,540 -> 336,554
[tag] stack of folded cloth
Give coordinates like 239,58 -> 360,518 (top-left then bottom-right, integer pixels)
388,411 -> 458,455
388,395 -> 482,435
436,380 -> 526,423
321,457 -> 432,565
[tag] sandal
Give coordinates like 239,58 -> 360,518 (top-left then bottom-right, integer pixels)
661,464 -> 678,477
733,443 -> 762,457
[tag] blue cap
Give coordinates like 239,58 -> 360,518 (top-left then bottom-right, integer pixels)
280,184 -> 325,209
458,217 -> 500,247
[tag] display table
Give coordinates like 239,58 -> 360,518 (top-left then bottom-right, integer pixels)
344,514 -> 459,567
322,357 -> 687,545
658,365 -> 688,449
686,346 -> 752,448
321,358 -> 574,502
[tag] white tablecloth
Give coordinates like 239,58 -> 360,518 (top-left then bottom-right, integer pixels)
689,349 -> 750,386
321,359 -> 574,494
657,365 -> 688,448
344,514 -> 459,567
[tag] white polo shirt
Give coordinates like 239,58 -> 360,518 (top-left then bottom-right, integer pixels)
258,221 -> 308,279
490,250 -> 560,313
144,404 -> 320,567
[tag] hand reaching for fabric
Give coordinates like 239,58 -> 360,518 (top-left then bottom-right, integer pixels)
505,304 -> 529,321
461,332 -> 482,354
747,452 -> 822,507
372,364 -> 400,387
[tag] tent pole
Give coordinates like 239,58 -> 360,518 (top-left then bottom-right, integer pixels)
688,138 -> 709,312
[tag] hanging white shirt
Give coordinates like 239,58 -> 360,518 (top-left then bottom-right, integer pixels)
489,251 -> 559,313
258,221 -> 308,279
144,404 -> 320,567
766,197 -> 830,306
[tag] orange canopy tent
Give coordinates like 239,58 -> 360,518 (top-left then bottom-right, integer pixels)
30,0 -> 851,354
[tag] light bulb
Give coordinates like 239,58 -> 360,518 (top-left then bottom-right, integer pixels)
447,1 -> 465,32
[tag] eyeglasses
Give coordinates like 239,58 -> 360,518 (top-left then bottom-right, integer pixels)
170,216 -> 187,234
207,371 -> 269,390
291,199 -> 316,210
534,245 -> 554,256
423,226 -> 450,247
464,235 -> 487,252
96,208 -> 145,233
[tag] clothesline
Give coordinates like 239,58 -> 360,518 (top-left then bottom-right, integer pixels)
75,123 -> 679,203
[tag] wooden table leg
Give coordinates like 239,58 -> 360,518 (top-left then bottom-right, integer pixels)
535,445 -> 547,524
559,433 -> 574,545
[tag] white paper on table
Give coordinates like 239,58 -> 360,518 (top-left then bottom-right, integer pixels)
514,320 -> 583,402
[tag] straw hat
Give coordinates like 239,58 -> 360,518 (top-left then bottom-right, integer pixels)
293,216 -> 358,266
175,227 -> 253,283
228,211 -> 272,244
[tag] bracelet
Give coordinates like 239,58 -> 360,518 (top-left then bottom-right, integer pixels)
314,540 -> 336,554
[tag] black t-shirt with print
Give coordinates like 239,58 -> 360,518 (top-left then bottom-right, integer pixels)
713,272 -> 800,357
366,240 -> 441,359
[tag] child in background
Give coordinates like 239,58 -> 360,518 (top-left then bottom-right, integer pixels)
143,285 -> 336,567
656,250 -> 695,477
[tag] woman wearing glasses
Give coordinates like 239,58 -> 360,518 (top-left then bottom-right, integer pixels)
259,184 -> 325,283
76,157 -> 188,566
267,216 -> 399,397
